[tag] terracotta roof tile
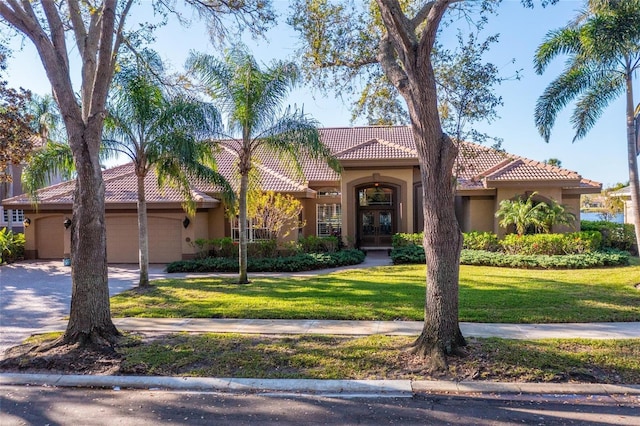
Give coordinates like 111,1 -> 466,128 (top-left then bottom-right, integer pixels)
2,126 -> 601,207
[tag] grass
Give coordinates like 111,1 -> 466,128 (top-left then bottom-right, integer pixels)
115,334 -> 640,383
110,260 -> 640,323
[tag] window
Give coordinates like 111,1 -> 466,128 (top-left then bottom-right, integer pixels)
317,204 -> 341,237
318,188 -> 341,197
230,217 -> 272,242
1,208 -> 24,224
358,186 -> 393,206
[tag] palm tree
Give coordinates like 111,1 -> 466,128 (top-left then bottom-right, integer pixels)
103,51 -> 232,287
534,0 -> 640,249
22,95 -> 75,199
187,45 -> 340,284
539,199 -> 577,233
495,193 -> 546,236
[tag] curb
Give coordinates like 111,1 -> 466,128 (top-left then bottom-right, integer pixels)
2,373 -> 640,397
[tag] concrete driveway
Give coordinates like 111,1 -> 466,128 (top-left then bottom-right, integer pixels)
0,261 -> 168,354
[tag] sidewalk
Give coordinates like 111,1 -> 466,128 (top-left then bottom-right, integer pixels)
35,317 -> 640,340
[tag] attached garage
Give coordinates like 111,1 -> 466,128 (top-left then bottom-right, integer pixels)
35,216 -> 64,259
106,215 -> 183,263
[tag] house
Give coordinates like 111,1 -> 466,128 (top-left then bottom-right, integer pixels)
610,185 -> 637,225
0,164 -> 26,233
2,126 -> 602,263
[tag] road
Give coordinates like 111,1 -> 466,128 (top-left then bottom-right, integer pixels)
1,386 -> 639,425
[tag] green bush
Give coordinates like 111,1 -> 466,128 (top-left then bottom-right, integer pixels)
298,235 -> 340,253
390,245 -> 425,264
460,249 -> 629,269
499,232 -> 602,256
392,232 -> 423,248
463,231 -> 500,251
0,228 -> 25,264
581,220 -> 637,254
166,249 -> 365,273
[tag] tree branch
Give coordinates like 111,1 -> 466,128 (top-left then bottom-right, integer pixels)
67,0 -> 88,58
376,0 -> 417,65
41,1 -> 69,71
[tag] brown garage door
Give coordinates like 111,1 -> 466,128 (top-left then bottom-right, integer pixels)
36,216 -> 64,259
106,216 -> 182,263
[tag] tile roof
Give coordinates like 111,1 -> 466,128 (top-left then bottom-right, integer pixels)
2,126 -> 601,207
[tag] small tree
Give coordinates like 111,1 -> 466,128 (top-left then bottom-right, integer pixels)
539,198 -> 576,233
495,193 -> 546,235
496,192 -> 576,234
247,191 -> 304,241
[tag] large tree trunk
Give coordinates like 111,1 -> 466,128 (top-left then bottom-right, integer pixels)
64,123 -> 119,346
374,0 -> 464,370
137,173 -> 150,287
625,76 -> 640,253
409,98 -> 465,370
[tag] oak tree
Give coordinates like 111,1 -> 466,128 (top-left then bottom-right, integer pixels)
290,0 -> 553,369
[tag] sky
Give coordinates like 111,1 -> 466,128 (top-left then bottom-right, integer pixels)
3,0 -> 637,189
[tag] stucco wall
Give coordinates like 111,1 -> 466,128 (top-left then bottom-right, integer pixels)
465,196 -> 496,233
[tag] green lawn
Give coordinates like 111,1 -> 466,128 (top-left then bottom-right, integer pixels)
110,260 -> 640,323
114,334 -> 640,383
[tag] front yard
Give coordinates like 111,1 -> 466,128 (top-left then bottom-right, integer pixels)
110,260 -> 640,324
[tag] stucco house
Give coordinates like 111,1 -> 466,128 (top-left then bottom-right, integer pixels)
610,186 -> 637,225
2,126 -> 601,263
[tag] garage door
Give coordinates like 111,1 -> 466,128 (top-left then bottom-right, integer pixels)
106,216 -> 182,263
36,216 -> 65,259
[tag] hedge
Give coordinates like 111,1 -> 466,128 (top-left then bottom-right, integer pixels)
390,246 -> 630,268
166,249 -> 366,273
581,220 -> 637,254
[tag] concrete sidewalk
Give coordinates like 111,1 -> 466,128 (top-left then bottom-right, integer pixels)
35,317 -> 640,340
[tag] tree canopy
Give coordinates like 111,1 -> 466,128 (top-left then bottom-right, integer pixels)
0,48 -> 34,182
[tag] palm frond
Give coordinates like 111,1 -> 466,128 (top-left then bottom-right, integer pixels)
571,71 -> 625,141
22,142 -> 74,201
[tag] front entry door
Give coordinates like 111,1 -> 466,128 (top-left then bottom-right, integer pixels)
360,210 -> 394,247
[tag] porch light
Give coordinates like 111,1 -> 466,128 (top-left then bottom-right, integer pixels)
23,217 -> 31,227
63,218 -> 72,229
183,217 -> 190,228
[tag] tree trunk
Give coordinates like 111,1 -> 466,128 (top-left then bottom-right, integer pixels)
373,0 -> 465,369
238,172 -> 249,284
410,119 -> 466,371
625,75 -> 640,253
137,173 -> 150,287
64,124 -> 119,346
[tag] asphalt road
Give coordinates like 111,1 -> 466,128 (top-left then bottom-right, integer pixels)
1,386 -> 639,425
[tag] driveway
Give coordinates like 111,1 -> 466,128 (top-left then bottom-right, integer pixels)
0,261 -> 169,354
0,252 -> 392,355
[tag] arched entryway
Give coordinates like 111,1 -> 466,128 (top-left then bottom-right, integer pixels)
356,183 -> 398,249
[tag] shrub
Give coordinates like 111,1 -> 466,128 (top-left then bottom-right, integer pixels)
0,228 -> 25,264
298,235 -> 340,253
166,249 -> 365,273
460,249 -> 629,269
392,232 -> 423,248
247,239 -> 278,259
463,231 -> 499,251
390,245 -> 425,264
581,220 -> 637,254
499,232 -> 602,256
